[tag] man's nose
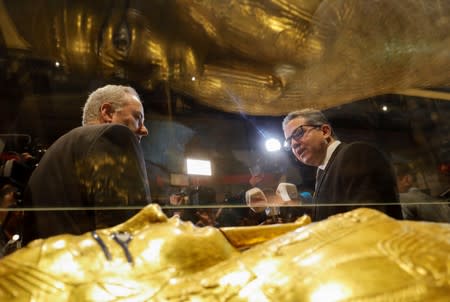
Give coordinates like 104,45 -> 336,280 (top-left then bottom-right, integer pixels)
136,125 -> 149,140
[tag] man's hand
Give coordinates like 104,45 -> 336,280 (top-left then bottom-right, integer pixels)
276,183 -> 302,205
245,188 -> 268,213
169,194 -> 186,205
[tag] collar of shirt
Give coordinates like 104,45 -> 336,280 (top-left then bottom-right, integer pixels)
318,140 -> 341,171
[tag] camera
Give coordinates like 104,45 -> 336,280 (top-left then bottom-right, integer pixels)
0,134 -> 45,194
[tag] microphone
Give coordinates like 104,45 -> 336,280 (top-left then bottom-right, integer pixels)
276,183 -> 299,202
245,188 -> 268,213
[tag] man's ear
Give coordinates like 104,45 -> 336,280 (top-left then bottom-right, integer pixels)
321,124 -> 332,140
99,103 -> 114,123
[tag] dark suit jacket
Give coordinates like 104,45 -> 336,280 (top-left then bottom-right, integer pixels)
312,142 -> 402,221
23,124 -> 151,244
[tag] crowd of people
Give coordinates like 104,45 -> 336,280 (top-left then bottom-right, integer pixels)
0,84 -> 448,257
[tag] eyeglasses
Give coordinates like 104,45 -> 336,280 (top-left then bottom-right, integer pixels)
283,124 -> 322,150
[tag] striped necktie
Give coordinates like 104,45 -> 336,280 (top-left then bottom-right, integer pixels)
315,168 -> 325,192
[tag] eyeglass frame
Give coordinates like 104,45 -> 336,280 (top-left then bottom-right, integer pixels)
283,124 -> 322,151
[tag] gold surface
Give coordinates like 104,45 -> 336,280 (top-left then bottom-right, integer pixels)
220,214 -> 312,249
1,0 -> 448,115
0,204 -> 449,301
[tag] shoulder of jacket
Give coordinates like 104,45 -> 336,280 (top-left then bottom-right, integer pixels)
344,141 -> 381,152
74,124 -> 134,139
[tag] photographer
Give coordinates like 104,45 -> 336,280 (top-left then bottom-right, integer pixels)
0,138 -> 39,256
0,182 -> 22,256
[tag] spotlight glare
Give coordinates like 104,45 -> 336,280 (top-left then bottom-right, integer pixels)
265,138 -> 281,152
186,158 -> 212,176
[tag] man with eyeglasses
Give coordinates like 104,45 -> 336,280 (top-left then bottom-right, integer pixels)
282,108 -> 402,221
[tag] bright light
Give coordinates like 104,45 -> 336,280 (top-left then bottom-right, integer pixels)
381,105 -> 388,111
191,76 -> 196,81
55,61 -> 60,67
140,239 -> 164,263
186,158 -> 212,176
311,282 -> 350,302
265,138 -> 281,152
219,271 -> 251,286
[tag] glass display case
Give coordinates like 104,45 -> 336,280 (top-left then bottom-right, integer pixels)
0,1 -> 449,300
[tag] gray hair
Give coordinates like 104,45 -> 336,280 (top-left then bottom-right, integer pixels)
82,85 -> 140,125
282,108 -> 337,138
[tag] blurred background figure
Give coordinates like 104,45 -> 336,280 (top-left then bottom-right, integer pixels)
0,135 -> 40,257
0,183 -> 22,257
189,186 -> 219,227
395,162 -> 450,222
167,186 -> 219,227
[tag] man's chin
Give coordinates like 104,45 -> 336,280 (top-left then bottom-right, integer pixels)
299,156 -> 316,167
